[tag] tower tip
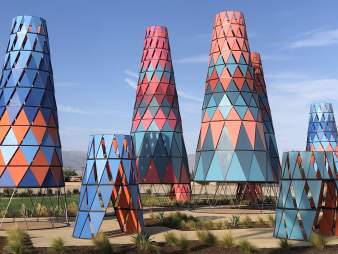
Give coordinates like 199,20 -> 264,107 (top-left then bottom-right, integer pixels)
145,25 -> 168,38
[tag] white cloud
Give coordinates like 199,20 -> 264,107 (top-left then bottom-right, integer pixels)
124,69 -> 139,78
58,105 -> 89,114
124,78 -> 137,89
177,91 -> 203,102
289,28 -> 338,48
176,54 -> 208,64
266,72 -> 338,154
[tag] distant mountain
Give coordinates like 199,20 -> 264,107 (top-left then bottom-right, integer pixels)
62,151 -> 196,175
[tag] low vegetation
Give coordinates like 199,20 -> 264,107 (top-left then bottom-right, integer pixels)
4,227 -> 34,254
279,238 -> 290,250
310,232 -> 327,250
151,212 -> 271,231
196,230 -> 217,246
132,232 -> 156,254
218,231 -> 235,249
238,239 -> 257,254
92,232 -> 117,254
49,237 -> 66,254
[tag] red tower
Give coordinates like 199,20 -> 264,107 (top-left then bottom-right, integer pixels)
131,26 -> 191,201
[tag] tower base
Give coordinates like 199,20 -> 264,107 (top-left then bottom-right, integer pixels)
192,182 -> 278,208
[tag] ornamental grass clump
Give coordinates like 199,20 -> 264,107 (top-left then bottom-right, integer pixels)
92,232 -> 117,254
310,232 -> 327,250
218,232 -> 235,249
132,232 -> 156,254
49,237 -> 66,254
196,230 -> 217,246
5,227 -> 33,254
238,240 -> 257,254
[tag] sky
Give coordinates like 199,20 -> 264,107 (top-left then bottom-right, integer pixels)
0,1 -> 338,155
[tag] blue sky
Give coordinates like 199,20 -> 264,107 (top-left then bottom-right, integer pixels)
1,1 -> 338,154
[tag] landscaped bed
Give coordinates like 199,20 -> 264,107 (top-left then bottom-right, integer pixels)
145,211 -> 274,230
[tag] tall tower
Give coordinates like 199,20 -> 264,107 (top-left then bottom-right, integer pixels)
0,16 -> 64,188
305,102 -> 338,236
193,11 -> 279,203
131,25 -> 190,201
0,16 -> 67,226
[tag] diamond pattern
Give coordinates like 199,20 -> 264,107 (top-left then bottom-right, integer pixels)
193,11 -> 280,183
73,134 -> 144,239
0,16 -> 63,188
131,25 -> 191,200
274,151 -> 338,240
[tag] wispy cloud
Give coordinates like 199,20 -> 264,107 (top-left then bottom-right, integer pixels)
266,71 -> 338,154
58,105 -> 89,114
177,91 -> 203,102
124,78 -> 137,89
176,54 -> 208,64
124,69 -> 139,78
288,28 -> 338,48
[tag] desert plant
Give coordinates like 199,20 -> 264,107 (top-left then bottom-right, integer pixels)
67,201 -> 78,216
49,237 -> 66,254
132,232 -> 156,254
92,232 -> 116,254
146,188 -> 152,195
165,232 -> 178,246
279,238 -> 289,250
5,227 -> 33,254
19,204 -> 27,218
218,232 -> 235,249
196,230 -> 217,246
35,203 -> 48,217
156,211 -> 166,223
257,217 -> 265,225
72,189 -> 80,195
238,240 -> 257,254
267,214 -> 275,227
176,234 -> 190,251
230,215 -> 240,227
241,216 -> 253,228
310,232 -> 327,250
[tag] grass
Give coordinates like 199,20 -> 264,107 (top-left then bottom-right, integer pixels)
49,237 -> 66,254
218,232 -> 235,249
267,214 -> 275,227
230,215 -> 240,227
310,232 -> 327,250
196,230 -> 217,246
0,194 -> 78,217
5,227 -> 33,254
241,216 -> 254,228
132,232 -> 156,254
165,232 -> 190,251
279,238 -> 290,250
92,232 -> 117,254
238,240 -> 257,254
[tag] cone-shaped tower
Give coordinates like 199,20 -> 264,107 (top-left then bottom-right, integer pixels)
0,16 -> 64,188
193,11 -> 279,185
73,134 -> 144,239
306,102 -> 338,152
131,26 -> 190,201
305,102 -> 338,236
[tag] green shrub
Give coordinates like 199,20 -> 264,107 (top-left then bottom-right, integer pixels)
49,237 -> 66,254
165,232 -> 178,246
35,203 -> 48,217
230,215 -> 240,227
92,232 -> 116,254
176,234 -> 190,252
5,227 -> 32,254
218,232 -> 235,249
241,216 -> 253,228
156,211 -> 166,224
132,232 -> 156,254
267,214 -> 275,227
238,240 -> 257,254
196,231 -> 217,246
67,201 -> 78,216
279,238 -> 289,250
310,232 -> 327,250
257,217 -> 265,225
